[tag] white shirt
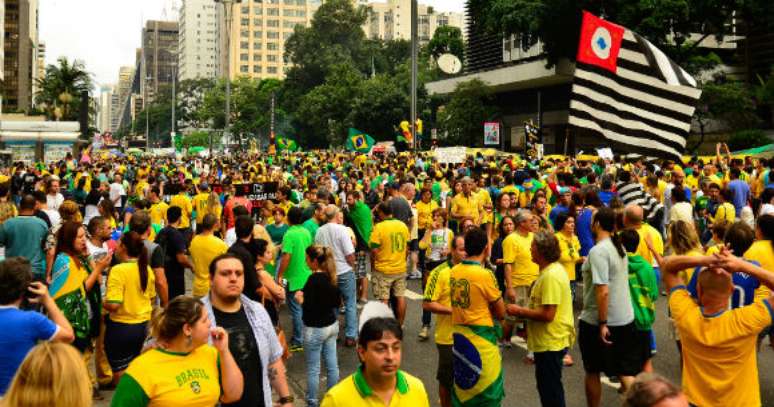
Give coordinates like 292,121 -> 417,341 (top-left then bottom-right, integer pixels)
225,228 -> 237,247
44,209 -> 61,228
47,193 -> 64,211
315,222 -> 355,275
669,202 -> 693,225
109,182 -> 125,208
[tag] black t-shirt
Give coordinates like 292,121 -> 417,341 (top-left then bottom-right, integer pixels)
212,306 -> 265,407
388,196 -> 413,229
155,226 -> 187,275
301,272 -> 341,328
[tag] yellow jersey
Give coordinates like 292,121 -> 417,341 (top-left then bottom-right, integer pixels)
189,234 -> 229,297
474,188 -> 493,224
556,232 -> 580,281
670,289 -> 772,407
635,223 -> 663,267
527,262 -> 576,352
711,202 -> 735,224
112,346 -> 222,407
149,201 -> 169,227
450,260 -> 501,327
415,200 -> 438,231
369,219 -> 410,275
191,193 -> 210,223
423,261 -> 453,345
170,194 -> 193,229
451,193 -> 479,223
321,368 -> 429,407
744,240 -> 774,300
502,231 -> 539,287
105,261 -> 156,324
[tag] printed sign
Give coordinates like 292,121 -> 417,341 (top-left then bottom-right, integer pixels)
484,122 -> 500,146
434,147 -> 467,164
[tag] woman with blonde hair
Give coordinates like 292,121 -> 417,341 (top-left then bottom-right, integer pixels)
666,220 -> 703,284
1,342 -> 92,407
295,245 -> 341,407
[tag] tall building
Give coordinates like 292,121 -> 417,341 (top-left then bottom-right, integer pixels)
140,20 -> 179,101
223,0 -> 320,80
363,0 -> 465,43
36,42 -> 45,81
98,85 -> 114,133
3,0 -> 39,112
178,0 -> 220,81
0,1 -> 5,83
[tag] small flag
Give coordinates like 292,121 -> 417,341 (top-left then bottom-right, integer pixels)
346,128 -> 375,153
568,11 -> 702,161
276,136 -> 298,152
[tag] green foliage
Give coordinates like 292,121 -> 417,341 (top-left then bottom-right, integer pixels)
34,57 -> 93,120
427,26 -> 465,63
181,131 -> 210,148
437,79 -> 499,147
728,129 -> 770,151
699,81 -> 761,130
177,78 -> 216,129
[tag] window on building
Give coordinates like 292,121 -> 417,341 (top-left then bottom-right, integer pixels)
253,54 -> 262,61
241,18 -> 249,25
267,66 -> 278,74
267,8 -> 279,16
254,7 -> 262,15
253,18 -> 263,26
240,65 -> 249,72
267,42 -> 279,50
253,65 -> 263,73
240,53 -> 249,61
267,55 -> 278,62
267,31 -> 279,39
241,6 -> 250,14
266,19 -> 279,27
253,42 -> 263,49
241,30 -> 249,37
254,31 -> 263,38
240,41 -> 249,49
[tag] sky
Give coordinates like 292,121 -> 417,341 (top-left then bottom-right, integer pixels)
39,0 -> 466,92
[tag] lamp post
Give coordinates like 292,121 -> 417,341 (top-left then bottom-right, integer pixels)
410,0 -> 418,151
215,0 -> 241,155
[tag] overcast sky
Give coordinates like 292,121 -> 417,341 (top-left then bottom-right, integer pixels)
39,0 -> 465,92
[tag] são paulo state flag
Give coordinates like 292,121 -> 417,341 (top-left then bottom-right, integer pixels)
576,11 -> 625,73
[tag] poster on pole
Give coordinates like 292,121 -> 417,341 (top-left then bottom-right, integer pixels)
484,122 -> 500,146
434,147 -> 467,164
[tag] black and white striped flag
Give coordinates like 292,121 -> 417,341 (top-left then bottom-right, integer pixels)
568,11 -> 702,161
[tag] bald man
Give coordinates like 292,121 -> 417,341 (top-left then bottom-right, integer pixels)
661,250 -> 774,407
663,169 -> 691,229
624,205 -> 663,276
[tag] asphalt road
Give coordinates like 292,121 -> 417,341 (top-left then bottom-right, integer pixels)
97,277 -> 774,407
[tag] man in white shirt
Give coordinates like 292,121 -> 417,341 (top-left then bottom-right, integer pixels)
315,204 -> 357,346
109,174 -> 125,211
45,177 -> 64,212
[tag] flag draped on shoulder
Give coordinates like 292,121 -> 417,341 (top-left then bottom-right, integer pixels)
346,128 -> 375,153
276,136 -> 298,152
568,11 -> 702,161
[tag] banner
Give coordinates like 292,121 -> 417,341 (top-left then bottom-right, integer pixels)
484,122 -> 500,146
435,147 -> 467,164
212,182 -> 279,207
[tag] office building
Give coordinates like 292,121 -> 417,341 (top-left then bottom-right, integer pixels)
223,0 -> 320,80
3,0 -> 39,112
178,0 -> 220,80
98,85 -> 114,133
363,0 -> 465,43
140,20 -> 179,100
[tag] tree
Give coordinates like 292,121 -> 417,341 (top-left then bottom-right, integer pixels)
427,26 -> 465,63
34,57 -> 94,120
181,131 -> 210,148
349,74 -> 410,141
437,79 -> 499,147
177,78 -> 216,130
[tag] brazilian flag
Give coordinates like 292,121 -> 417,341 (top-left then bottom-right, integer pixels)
276,136 -> 298,152
346,128 -> 375,153
452,325 -> 504,407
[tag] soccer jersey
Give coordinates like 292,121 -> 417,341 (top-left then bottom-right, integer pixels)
321,368 -> 429,407
634,223 -> 663,267
189,234 -> 229,297
744,240 -> 774,299
451,194 -> 479,223
423,261 -> 453,345
502,231 -> 539,287
527,263 -> 575,353
415,200 -> 438,231
556,232 -> 580,281
149,201 -> 169,227
281,225 -> 312,292
669,288 -> 773,407
191,193 -> 210,223
170,193 -> 193,229
369,219 -> 410,275
450,260 -> 501,327
111,346 -> 222,407
105,261 -> 156,324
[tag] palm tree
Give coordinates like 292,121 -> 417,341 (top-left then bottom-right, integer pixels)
35,57 -> 93,121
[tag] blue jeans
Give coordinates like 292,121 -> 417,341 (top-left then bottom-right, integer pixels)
304,322 -> 340,407
287,289 -> 304,346
337,272 -> 358,340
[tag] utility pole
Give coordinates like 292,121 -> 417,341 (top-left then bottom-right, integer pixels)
410,0 -> 418,151
145,76 -> 152,151
215,0 -> 240,154
171,58 -> 177,141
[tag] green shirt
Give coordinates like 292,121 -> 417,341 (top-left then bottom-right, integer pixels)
266,223 -> 289,245
627,254 -> 659,331
302,218 -> 319,240
281,225 -> 312,291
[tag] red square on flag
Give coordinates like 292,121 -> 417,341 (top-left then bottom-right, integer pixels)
576,11 -> 625,73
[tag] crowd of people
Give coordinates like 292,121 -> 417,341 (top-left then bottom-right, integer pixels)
0,142 -> 773,407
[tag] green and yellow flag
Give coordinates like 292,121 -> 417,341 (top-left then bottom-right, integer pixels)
276,136 -> 298,152
452,325 -> 505,407
346,128 -> 375,153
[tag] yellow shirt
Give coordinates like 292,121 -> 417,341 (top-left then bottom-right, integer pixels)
114,346 -> 222,407
106,261 -> 156,324
415,200 -> 438,231
635,224 -> 663,267
321,369 -> 429,407
450,260 -> 502,327
556,232 -> 580,281
170,194 -> 193,229
670,289 -> 772,407
423,261 -> 452,345
678,249 -> 704,285
149,201 -> 169,226
451,193 -> 479,223
192,193 -> 210,223
475,188 -> 493,224
189,234 -> 229,297
369,219 -> 410,275
744,240 -> 774,300
502,231 -> 539,287
711,202 -> 735,224
135,180 -> 149,199
527,262 -> 576,352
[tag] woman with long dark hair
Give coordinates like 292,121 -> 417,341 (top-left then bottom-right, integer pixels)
103,231 -> 155,383
491,215 -> 515,293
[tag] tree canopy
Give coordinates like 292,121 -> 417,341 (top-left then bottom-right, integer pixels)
34,57 -> 93,121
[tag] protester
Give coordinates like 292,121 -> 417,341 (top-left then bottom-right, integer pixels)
623,373 -> 689,407
155,206 -> 193,299
189,214 -> 228,297
0,195 -> 49,280
277,206 -> 313,352
369,202 -> 410,326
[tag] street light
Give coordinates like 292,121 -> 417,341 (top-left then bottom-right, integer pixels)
215,0 -> 241,155
410,0 -> 418,151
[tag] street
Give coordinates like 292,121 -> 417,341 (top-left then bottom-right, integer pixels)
97,277 -> 774,407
